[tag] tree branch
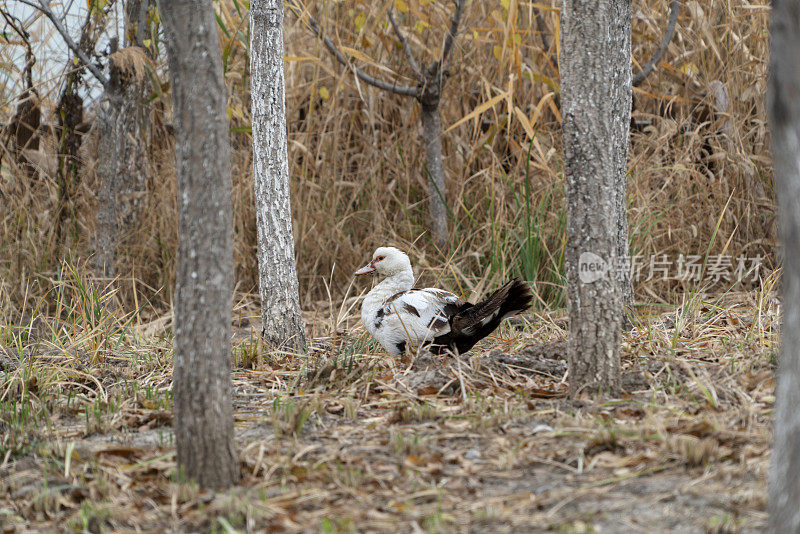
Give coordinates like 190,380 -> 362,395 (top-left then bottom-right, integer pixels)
440,0 -> 466,74
532,4 -> 557,74
286,0 -> 419,97
387,8 -> 424,82
633,0 -> 681,87
18,0 -> 109,87
0,7 -> 36,91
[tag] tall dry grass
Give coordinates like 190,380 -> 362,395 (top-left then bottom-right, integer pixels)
0,0 -> 774,321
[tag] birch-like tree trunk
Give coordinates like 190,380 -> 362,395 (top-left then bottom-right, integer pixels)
560,0 -> 632,396
767,1 -> 800,530
161,0 -> 238,489
420,103 -> 448,249
250,0 -> 307,352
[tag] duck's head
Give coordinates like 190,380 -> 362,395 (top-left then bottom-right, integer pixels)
354,246 -> 412,277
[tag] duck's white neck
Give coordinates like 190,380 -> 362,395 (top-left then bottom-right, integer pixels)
361,269 -> 414,330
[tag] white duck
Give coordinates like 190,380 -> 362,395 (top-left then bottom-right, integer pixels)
354,247 -> 532,355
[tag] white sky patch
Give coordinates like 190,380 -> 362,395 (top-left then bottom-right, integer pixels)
1,1 -> 129,119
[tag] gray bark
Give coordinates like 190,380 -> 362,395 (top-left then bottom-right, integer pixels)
420,104 -> 448,249
617,194 -> 633,325
616,125 -> 633,326
93,0 -> 150,282
560,0 -> 632,396
161,0 -> 238,489
124,0 -> 149,47
251,0 -> 307,352
94,64 -> 148,281
767,1 -> 800,530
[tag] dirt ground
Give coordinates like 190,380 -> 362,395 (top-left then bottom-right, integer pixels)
1,291 -> 776,533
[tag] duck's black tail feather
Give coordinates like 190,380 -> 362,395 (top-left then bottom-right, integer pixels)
430,278 -> 533,354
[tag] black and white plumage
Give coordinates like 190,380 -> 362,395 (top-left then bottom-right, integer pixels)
354,247 -> 533,355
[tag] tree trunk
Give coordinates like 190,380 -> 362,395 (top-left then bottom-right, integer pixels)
161,0 -> 238,489
54,86 -> 83,249
767,1 -> 800,530
287,0 -> 462,250
617,193 -> 634,325
94,58 -> 148,282
124,0 -> 149,46
616,135 -> 633,328
420,102 -> 449,249
54,8 -> 100,250
94,95 -> 119,281
250,0 -> 307,353
560,0 -> 632,397
93,0 -> 151,282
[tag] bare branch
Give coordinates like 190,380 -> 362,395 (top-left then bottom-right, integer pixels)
633,0 -> 681,87
18,0 -> 109,87
0,7 -> 36,91
532,5 -> 550,56
387,9 -> 424,82
286,0 -> 419,97
0,8 -> 31,45
532,4 -> 557,74
440,0 -> 466,73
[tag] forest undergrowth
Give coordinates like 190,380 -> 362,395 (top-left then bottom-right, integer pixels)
0,264 -> 778,531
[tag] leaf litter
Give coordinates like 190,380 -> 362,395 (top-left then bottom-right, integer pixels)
1,291 -> 776,532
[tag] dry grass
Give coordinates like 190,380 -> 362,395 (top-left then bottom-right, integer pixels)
0,275 -> 777,531
0,0 -> 775,317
